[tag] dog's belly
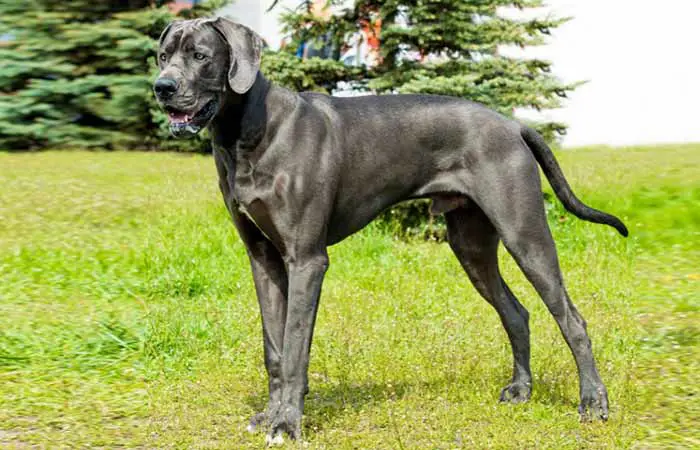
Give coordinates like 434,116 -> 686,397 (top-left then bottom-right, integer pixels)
326,188 -> 412,245
326,170 -> 473,245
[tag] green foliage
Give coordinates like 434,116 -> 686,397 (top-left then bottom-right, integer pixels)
0,0 -> 223,151
262,50 -> 364,92
375,199 -> 444,240
0,145 -> 697,447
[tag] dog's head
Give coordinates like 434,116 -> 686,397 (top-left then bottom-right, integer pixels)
154,18 -> 263,138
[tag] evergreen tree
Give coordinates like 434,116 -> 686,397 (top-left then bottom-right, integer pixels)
0,0 -> 224,150
277,0 -> 578,142
260,2 -> 363,93
261,50 -> 364,94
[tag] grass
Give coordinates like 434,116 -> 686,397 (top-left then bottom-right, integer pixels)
0,145 -> 697,449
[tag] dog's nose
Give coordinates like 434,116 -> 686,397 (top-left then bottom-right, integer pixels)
154,77 -> 178,99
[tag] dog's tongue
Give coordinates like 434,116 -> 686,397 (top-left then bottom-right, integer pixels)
168,111 -> 189,124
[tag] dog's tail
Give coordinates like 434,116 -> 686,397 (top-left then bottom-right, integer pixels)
521,126 -> 628,237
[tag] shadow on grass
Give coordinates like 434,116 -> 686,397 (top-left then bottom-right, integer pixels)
244,370 -> 580,434
244,379 -> 413,434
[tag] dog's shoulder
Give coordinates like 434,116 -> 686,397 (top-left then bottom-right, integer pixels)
295,91 -> 340,123
298,91 -> 333,108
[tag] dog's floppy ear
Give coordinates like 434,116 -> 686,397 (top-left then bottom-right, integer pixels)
208,17 -> 263,94
208,18 -> 262,94
158,20 -> 181,47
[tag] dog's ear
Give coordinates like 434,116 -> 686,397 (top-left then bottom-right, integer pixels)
158,20 -> 181,47
208,17 -> 263,94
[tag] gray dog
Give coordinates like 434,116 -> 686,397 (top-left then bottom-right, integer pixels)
154,18 -> 628,443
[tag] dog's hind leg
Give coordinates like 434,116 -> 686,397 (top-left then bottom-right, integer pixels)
475,149 -> 609,421
445,205 -> 532,403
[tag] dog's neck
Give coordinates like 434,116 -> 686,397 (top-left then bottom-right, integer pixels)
209,72 -> 271,154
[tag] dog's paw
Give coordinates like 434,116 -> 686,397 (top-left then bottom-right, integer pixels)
246,411 -> 268,434
579,384 -> 609,422
498,381 -> 532,404
265,432 -> 285,447
267,404 -> 302,443
247,401 -> 282,434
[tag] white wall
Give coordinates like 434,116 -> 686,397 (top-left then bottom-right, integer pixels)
220,0 -> 354,49
223,0 -> 700,147
502,0 -> 700,147
219,0 -> 300,49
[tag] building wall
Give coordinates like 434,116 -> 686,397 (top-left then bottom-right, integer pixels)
218,0 -> 353,49
218,0 -> 297,49
218,0 -> 262,37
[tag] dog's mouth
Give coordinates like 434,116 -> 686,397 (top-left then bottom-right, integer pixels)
164,98 -> 218,137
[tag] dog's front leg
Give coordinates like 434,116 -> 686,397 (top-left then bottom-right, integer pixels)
245,243 -> 288,433
267,254 -> 328,443
229,212 -> 289,433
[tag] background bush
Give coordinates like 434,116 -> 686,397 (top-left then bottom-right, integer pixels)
0,0 -> 228,151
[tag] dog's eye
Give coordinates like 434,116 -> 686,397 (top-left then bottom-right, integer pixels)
159,54 -> 167,62
193,52 -> 206,61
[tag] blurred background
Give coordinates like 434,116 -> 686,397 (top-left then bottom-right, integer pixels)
4,0 -> 697,152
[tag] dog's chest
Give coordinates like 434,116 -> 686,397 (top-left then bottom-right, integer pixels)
230,158 -> 292,250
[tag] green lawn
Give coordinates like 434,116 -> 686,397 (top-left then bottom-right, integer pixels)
0,145 -> 697,449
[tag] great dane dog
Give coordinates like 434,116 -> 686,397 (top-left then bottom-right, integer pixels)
154,17 -> 628,443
